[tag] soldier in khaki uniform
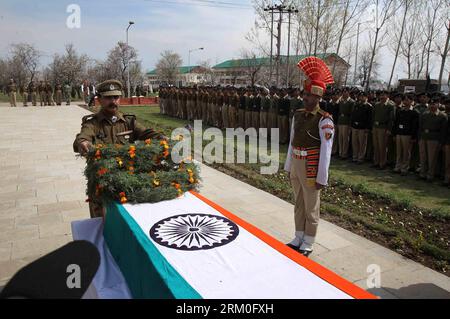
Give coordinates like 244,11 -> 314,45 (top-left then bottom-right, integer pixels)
44,81 -> 53,106
259,89 -> 270,137
20,83 -> 28,107
444,98 -> 450,188
285,56 -> 335,257
337,88 -> 354,159
268,90 -> 279,135
38,80 -> 45,106
229,88 -> 239,129
418,96 -> 448,182
73,79 -> 166,218
238,90 -> 246,129
350,91 -> 372,164
278,89 -> 290,144
28,81 -> 37,106
222,88 -> 230,129
55,83 -> 63,106
7,79 -> 17,107
372,91 -> 395,170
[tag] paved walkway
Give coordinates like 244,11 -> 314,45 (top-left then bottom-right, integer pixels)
0,103 -> 449,299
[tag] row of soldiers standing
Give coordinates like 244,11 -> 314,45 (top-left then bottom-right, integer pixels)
6,79 -> 72,107
159,86 -> 450,187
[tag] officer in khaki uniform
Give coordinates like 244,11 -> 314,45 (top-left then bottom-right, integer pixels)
418,96 -> 448,182
73,80 -> 166,218
7,79 -> 17,107
285,57 -> 335,257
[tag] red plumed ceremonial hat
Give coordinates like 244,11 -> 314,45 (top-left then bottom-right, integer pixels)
297,56 -> 334,97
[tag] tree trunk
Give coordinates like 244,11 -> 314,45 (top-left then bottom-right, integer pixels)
313,0 -> 321,56
332,0 -> 351,76
425,5 -> 439,76
438,22 -> 450,90
388,1 -> 409,89
366,28 -> 380,92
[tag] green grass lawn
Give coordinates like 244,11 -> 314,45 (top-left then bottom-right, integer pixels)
124,105 -> 450,216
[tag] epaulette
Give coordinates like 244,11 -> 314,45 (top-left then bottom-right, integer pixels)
318,109 -> 332,119
123,114 -> 136,120
295,108 -> 306,113
82,114 -> 95,124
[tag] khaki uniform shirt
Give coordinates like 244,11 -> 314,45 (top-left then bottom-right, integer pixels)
73,112 -> 164,153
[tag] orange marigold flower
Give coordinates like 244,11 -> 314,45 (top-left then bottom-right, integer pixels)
94,150 -> 101,160
162,150 -> 169,158
97,168 -> 108,176
153,179 -> 160,187
171,182 -> 181,189
120,196 -> 128,204
145,139 -> 152,145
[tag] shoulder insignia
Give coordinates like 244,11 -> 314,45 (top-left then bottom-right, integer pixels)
82,114 -> 95,124
318,109 -> 333,120
123,114 -> 137,120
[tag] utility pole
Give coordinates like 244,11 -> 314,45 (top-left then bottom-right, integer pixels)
264,6 -> 275,85
264,4 -> 298,87
286,6 -> 298,87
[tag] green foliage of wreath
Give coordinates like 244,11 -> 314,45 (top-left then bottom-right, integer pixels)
83,139 -> 200,204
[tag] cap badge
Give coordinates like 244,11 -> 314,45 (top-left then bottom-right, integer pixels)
110,84 -> 115,90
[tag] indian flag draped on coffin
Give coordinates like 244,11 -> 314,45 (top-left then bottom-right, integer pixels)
103,191 -> 375,299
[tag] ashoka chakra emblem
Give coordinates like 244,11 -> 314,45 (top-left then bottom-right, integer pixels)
149,214 -> 239,251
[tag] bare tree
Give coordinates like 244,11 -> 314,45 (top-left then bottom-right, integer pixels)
358,46 -> 380,87
238,49 -> 265,87
10,43 -> 40,85
423,0 -> 445,77
331,0 -> 367,75
104,41 -> 138,96
47,44 -> 89,86
434,3 -> 450,90
365,0 -> 397,91
155,50 -> 182,85
387,0 -> 411,89
398,2 -> 424,79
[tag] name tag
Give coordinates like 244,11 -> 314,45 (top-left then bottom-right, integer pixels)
399,125 -> 404,129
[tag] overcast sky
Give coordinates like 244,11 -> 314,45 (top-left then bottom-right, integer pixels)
0,0 -> 447,83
